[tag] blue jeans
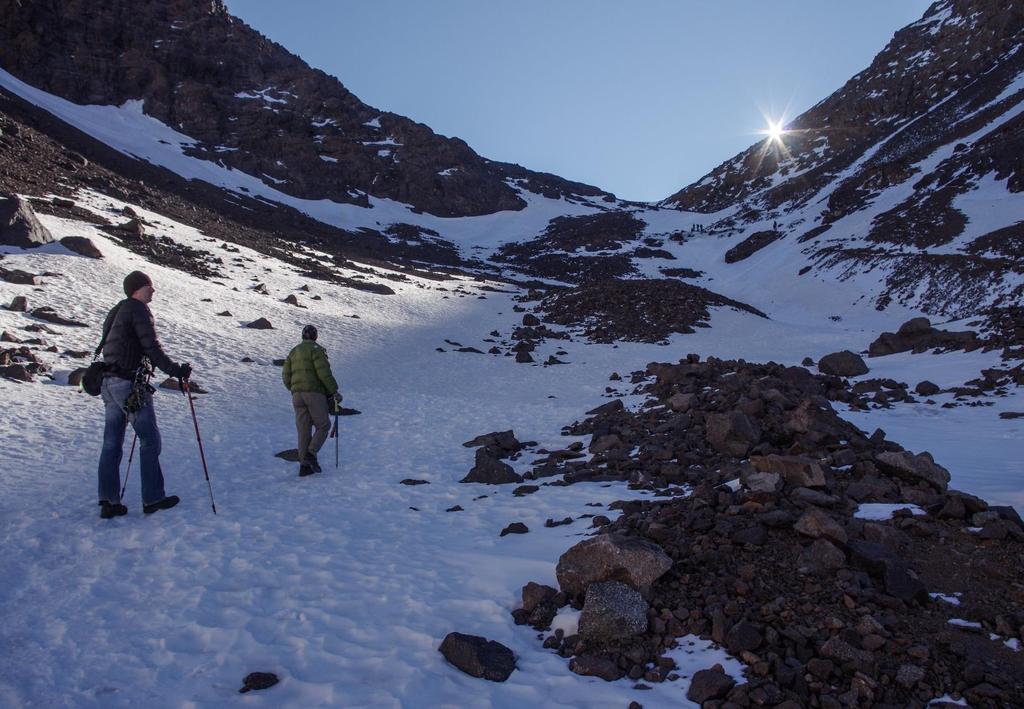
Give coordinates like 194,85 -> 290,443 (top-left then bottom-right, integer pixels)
97,377 -> 166,505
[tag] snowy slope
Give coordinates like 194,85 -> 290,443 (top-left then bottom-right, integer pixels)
1,191 -> 1022,707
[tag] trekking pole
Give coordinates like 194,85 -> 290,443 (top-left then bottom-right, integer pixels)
334,410 -> 340,469
183,380 -> 217,514
119,430 -> 138,500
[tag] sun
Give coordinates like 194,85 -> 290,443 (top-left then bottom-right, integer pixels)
765,119 -> 786,142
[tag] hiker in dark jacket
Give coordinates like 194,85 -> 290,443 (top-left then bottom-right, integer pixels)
95,270 -> 191,518
283,324 -> 341,476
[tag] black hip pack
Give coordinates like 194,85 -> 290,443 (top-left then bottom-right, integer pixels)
81,361 -> 108,396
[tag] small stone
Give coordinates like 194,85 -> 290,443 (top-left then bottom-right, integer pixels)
238,671 -> 279,693
500,522 -> 529,537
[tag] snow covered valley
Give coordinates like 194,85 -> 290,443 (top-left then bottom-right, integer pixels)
1,195 -> 1022,707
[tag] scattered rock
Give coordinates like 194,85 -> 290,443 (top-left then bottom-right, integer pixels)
244,317 -> 274,329
238,672 -> 279,693
30,306 -> 87,327
569,654 -> 623,681
438,632 -> 516,682
400,479 -> 429,486
500,522 -> 529,536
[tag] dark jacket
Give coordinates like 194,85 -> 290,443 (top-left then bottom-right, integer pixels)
282,340 -> 338,395
100,298 -> 179,377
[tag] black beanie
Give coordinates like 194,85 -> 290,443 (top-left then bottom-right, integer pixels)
302,324 -> 318,341
123,270 -> 153,296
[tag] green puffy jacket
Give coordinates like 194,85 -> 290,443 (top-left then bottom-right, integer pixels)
282,340 -> 339,395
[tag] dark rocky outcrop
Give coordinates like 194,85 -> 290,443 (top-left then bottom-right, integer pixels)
438,633 -> 515,682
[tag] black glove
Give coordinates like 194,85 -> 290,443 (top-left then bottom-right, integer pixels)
332,391 -> 343,404
176,362 -> 192,393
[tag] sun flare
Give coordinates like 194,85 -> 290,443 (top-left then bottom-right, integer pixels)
766,120 -> 785,142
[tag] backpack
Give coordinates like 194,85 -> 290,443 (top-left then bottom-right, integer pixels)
81,301 -> 121,396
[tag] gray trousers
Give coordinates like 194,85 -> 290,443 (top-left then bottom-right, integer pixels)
293,391 -> 330,464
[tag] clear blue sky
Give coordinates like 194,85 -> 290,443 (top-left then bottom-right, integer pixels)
228,0 -> 933,202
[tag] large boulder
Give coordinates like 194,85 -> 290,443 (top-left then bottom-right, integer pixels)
556,533 -> 672,597
460,447 -> 522,484
705,411 -> 762,457
875,451 -> 951,493
0,194 -> 54,247
577,580 -> 648,644
687,666 -> 736,703
59,236 -> 103,258
438,632 -> 515,682
818,350 -> 869,377
750,454 -> 828,488
5,295 -> 28,312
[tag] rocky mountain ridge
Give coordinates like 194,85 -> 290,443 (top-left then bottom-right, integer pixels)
0,0 -> 612,218
661,0 -> 1024,318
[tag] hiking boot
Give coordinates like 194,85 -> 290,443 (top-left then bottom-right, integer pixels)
309,453 -> 322,474
143,495 -> 180,515
99,501 -> 128,519
298,463 -> 315,477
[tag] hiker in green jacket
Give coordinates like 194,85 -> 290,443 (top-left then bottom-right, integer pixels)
282,325 -> 341,476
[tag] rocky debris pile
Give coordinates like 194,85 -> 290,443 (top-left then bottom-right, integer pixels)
494,213 -> 644,283
509,355 -> 1024,706
977,306 -> 1024,360
100,217 -> 225,280
0,193 -> 53,247
438,632 -> 516,682
0,345 -> 49,381
536,278 -> 766,344
869,318 -> 979,357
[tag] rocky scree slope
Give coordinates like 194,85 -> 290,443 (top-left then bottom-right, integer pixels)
0,0 -> 612,218
663,0 -> 1024,318
507,356 -> 1024,707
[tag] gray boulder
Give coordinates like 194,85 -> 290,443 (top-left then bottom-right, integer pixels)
438,632 -> 515,682
875,451 -> 951,493
556,533 -> 672,597
577,580 -> 648,644
750,454 -> 828,488
687,666 -> 736,703
0,194 -> 54,247
705,411 -> 762,457
818,350 -> 869,377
